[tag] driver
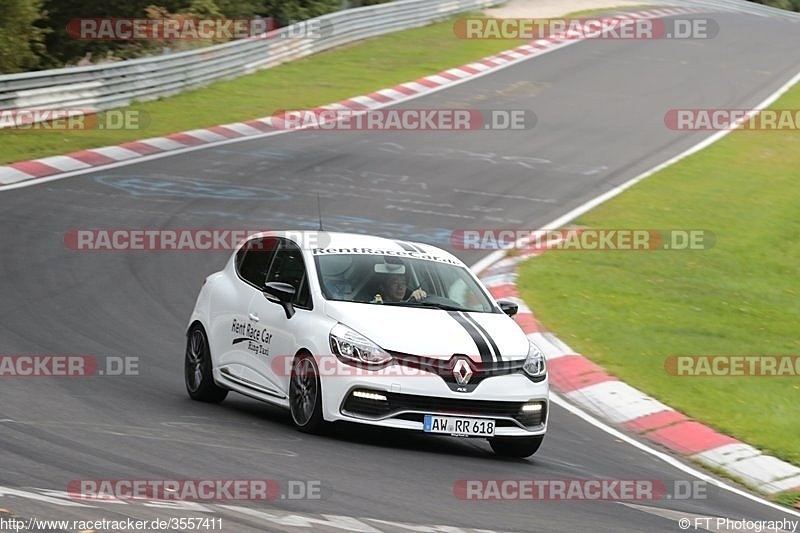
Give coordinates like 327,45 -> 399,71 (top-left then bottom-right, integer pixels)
377,273 -> 427,302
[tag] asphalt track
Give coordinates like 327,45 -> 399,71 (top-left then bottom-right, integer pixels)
1,10 -> 800,533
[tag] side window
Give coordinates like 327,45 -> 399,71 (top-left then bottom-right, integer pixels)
236,236 -> 278,288
266,240 -> 311,309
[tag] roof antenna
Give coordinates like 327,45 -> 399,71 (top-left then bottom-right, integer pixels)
316,193 -> 324,231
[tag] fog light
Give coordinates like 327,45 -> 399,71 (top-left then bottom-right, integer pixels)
522,402 -> 543,412
353,390 -> 387,401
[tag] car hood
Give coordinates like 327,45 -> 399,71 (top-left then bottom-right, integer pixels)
323,301 -> 529,362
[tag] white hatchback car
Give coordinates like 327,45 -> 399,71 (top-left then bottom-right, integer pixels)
185,231 -> 548,457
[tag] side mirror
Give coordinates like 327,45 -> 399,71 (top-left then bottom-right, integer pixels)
497,300 -> 518,317
264,282 -> 296,319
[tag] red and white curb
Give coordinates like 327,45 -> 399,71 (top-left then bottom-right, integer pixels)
477,247 -> 800,500
0,7 -> 701,188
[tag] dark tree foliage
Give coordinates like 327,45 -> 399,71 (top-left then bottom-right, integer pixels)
212,0 -> 263,17
260,0 -> 342,25
0,0 -> 48,73
749,0 -> 800,10
6,0 -> 390,72
35,0 -> 349,67
40,0 -> 187,67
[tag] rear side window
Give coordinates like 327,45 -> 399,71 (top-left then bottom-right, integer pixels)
265,240 -> 312,309
236,236 -> 279,288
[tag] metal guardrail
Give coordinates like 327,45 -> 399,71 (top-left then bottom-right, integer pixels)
0,0 -> 504,119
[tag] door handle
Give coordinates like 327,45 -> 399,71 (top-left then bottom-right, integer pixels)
248,313 -> 259,322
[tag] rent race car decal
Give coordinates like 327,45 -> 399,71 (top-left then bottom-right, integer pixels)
231,318 -> 272,358
311,247 -> 460,265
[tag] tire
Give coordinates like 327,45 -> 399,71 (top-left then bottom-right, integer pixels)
289,353 -> 326,434
489,435 -> 544,458
185,325 -> 228,403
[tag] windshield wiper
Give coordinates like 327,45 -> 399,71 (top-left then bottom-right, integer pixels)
402,301 -> 466,311
372,299 -> 468,311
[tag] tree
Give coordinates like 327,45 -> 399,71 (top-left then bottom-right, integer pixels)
213,0 -> 263,17
39,0 -> 186,67
0,0 -> 48,73
260,0 -> 342,25
748,0 -> 800,10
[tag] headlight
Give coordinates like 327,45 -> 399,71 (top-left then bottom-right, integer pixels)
522,340 -> 547,379
329,323 -> 393,366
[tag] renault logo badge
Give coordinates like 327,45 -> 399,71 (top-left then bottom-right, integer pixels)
453,358 -> 473,385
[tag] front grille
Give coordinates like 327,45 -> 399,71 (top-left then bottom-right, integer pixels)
388,352 -> 527,392
342,390 -> 546,428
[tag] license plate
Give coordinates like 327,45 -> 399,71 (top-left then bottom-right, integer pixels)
423,415 -> 495,437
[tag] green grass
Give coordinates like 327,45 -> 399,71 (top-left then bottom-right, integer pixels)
774,490 -> 800,508
517,84 -> 800,466
0,13 -> 524,164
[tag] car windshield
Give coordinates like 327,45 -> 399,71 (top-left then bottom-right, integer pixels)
314,252 -> 498,313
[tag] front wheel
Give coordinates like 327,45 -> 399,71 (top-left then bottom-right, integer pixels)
489,435 -> 544,458
185,325 -> 228,403
289,353 -> 326,434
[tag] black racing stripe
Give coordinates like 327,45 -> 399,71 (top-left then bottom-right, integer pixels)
448,311 -> 492,364
394,240 -> 417,252
462,312 -> 502,362
407,241 -> 425,253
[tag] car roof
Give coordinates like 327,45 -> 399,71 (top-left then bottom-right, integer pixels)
242,230 -> 464,266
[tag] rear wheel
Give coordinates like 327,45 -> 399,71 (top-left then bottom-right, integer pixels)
489,435 -> 544,458
185,325 -> 228,403
289,353 -> 326,434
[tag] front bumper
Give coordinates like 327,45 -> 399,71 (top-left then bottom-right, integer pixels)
319,358 -> 548,437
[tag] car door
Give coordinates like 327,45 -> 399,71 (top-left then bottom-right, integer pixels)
246,238 -> 314,395
209,235 -> 277,380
